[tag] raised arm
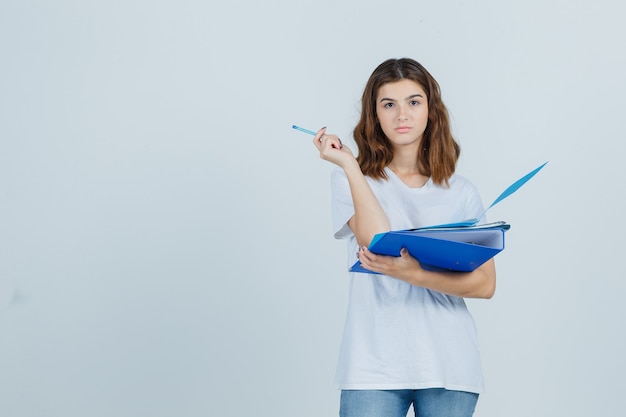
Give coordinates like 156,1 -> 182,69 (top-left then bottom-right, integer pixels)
313,128 -> 390,246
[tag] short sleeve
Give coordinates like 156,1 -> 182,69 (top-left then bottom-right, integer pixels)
330,168 -> 354,239
463,180 -> 487,224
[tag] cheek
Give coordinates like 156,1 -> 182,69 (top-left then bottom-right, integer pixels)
378,117 -> 394,133
377,112 -> 392,127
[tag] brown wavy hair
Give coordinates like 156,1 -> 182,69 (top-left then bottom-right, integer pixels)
354,58 -> 460,186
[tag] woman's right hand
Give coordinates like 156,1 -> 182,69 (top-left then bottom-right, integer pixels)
313,127 -> 356,168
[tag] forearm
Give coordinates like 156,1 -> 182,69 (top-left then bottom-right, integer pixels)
313,128 -> 390,246
343,160 -> 391,246
358,247 -> 496,299
406,259 -> 496,299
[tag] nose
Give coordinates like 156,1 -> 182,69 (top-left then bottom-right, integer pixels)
397,104 -> 409,121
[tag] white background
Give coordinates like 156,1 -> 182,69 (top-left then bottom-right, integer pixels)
1,0 -> 625,416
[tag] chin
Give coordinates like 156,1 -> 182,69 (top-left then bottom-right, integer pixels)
392,138 -> 421,146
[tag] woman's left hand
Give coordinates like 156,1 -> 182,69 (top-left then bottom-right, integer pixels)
358,246 -> 497,298
358,246 -> 423,281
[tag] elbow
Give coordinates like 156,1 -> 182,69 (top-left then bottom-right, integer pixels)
356,231 -> 388,248
482,286 -> 496,299
474,261 -> 496,299
348,216 -> 391,248
467,286 -> 495,300
466,276 -> 496,299
480,279 -> 496,299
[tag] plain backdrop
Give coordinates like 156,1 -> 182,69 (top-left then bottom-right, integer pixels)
1,0 -> 625,416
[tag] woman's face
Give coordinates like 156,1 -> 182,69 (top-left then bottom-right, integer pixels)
375,79 -> 429,149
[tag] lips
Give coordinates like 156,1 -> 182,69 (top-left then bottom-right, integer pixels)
395,126 -> 411,133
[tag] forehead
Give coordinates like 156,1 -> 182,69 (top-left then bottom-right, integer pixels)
377,79 -> 426,99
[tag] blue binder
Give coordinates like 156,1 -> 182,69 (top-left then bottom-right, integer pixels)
350,223 -> 509,273
349,162 -> 547,274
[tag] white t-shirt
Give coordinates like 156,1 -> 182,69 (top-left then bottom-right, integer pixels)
331,167 -> 486,393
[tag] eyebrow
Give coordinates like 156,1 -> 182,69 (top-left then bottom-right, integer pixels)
379,94 -> 424,102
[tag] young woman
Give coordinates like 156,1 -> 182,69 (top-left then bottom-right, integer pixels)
313,58 -> 495,417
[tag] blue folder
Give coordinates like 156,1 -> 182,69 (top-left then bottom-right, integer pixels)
350,223 -> 509,273
349,161 -> 547,274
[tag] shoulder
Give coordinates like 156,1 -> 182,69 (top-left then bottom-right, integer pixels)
440,174 -> 482,202
448,173 -> 478,192
449,173 -> 485,215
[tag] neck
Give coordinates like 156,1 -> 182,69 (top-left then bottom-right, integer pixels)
388,137 -> 424,170
388,149 -> 420,174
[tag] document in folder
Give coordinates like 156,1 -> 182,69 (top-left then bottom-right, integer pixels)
350,223 -> 509,274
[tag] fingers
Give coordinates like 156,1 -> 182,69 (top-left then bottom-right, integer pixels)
313,127 -> 343,150
313,127 -> 326,148
358,246 -> 388,275
321,135 -> 343,150
358,246 -> 415,275
358,245 -> 379,266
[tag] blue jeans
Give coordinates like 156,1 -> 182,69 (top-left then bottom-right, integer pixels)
340,389 -> 479,417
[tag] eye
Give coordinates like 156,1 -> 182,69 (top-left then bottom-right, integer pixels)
383,102 -> 394,108
409,100 -> 420,106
